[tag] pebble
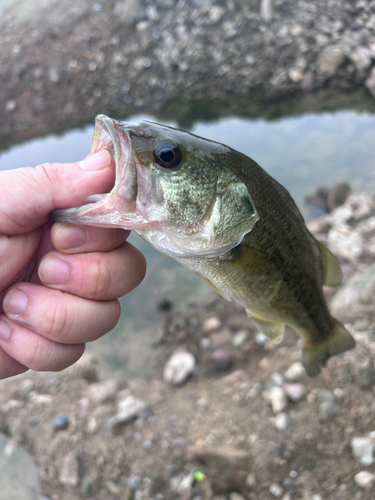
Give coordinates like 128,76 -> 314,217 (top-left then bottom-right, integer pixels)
275,412 -> 290,430
283,383 -> 306,402
351,437 -> 374,465
59,451 -> 79,486
212,348 -> 234,371
106,396 -> 148,428
5,100 -> 16,112
319,401 -> 335,421
200,337 -> 211,350
232,330 -> 247,347
221,369 -> 247,384
53,413 -> 70,430
163,350 -> 195,386
354,471 -> 375,489
85,379 -> 118,403
229,494 -> 246,500
255,332 -> 269,345
128,475 -> 143,490
269,483 -> 284,497
202,316 -> 221,332
266,372 -> 284,389
268,387 -> 287,413
284,362 -> 304,381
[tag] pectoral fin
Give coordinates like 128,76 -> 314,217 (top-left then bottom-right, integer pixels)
247,311 -> 284,342
302,319 -> 355,377
198,275 -> 231,301
317,240 -> 343,287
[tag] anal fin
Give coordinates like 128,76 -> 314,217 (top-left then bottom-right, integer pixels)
302,319 -> 355,377
247,311 -> 284,342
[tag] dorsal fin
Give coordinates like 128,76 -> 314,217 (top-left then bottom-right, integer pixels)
317,240 -> 343,287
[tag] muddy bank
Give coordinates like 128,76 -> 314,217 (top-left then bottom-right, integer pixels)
2,0 -> 375,144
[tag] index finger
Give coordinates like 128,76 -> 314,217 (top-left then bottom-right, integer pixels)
52,223 -> 129,254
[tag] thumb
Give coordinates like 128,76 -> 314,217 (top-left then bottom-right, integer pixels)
0,150 -> 115,235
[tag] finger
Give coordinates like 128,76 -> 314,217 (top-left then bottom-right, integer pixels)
3,284 -> 121,344
0,346 -> 28,380
52,223 -> 129,254
0,150 -> 115,235
38,242 -> 146,300
0,316 -> 85,372
0,229 -> 40,293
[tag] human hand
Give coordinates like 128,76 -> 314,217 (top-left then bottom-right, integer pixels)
0,150 -> 146,379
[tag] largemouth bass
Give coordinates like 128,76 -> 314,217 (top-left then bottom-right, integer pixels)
52,115 -> 355,377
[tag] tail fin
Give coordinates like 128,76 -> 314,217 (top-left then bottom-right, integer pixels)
302,320 -> 355,377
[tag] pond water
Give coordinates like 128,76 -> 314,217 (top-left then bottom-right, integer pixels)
1,104 -> 375,378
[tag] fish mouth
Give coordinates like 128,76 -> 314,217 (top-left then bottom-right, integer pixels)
51,115 -> 148,229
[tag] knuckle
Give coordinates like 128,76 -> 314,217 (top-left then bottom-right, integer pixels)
42,300 -> 70,341
89,258 -> 112,299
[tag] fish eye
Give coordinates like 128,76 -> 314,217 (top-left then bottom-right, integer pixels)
154,142 -> 182,169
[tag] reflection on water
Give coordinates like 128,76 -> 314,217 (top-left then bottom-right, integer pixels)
1,110 -> 375,377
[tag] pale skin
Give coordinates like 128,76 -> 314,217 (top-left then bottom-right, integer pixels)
0,150 -> 146,379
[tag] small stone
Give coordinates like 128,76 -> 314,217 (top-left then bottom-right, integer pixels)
106,396 -> 148,428
268,387 -> 287,413
275,412 -> 290,430
211,329 -> 232,346
48,66 -> 61,83
114,0 -> 142,26
170,471 -> 194,494
284,362 -> 304,381
312,495 -> 322,500
200,337 -> 211,350
283,383 -> 306,402
28,416 -> 39,427
53,413 -> 69,430
260,0 -> 272,22
365,67 -> 375,98
1,400 -> 23,412
19,379 -> 35,394
59,451 -> 79,486
255,332 -> 269,345
229,494 -> 246,500
246,473 -> 256,488
202,317 -> 222,332
5,100 -> 16,112
128,475 -> 143,490
85,379 -> 118,403
269,483 -> 283,497
319,401 -> 335,421
30,393 -> 52,405
354,471 -> 375,489
327,182 -> 351,211
163,350 -> 195,386
316,46 -> 345,77
232,330 -> 247,347
221,370 -> 247,384
351,437 -> 374,465
266,372 -> 284,389
350,46 -> 372,72
212,349 -> 234,371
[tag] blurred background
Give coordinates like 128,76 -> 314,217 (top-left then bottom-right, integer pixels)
1,1 -> 375,499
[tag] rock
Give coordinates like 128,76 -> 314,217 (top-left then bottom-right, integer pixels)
351,437 -> 374,465
106,396 -> 148,429
267,387 -> 287,413
212,349 -> 234,371
85,379 -> 118,403
350,46 -> 372,72
5,100 -> 16,112
69,353 -> 100,382
113,0 -> 142,26
255,332 -> 269,345
53,413 -> 69,430
358,358 -> 375,388
283,383 -> 306,402
170,470 -> 194,494
365,67 -> 375,98
221,369 -> 248,384
316,46 -> 345,77
128,476 -> 143,490
260,0 -> 272,22
266,372 -> 284,389
191,446 -> 251,491
331,264 -> 375,322
200,337 -> 212,350
1,400 -> 23,412
275,412 -> 290,430
232,330 -> 247,347
211,329 -> 232,346
354,471 -> 375,489
284,362 -> 304,381
202,316 -> 222,332
327,182 -> 351,211
319,401 -> 335,421
269,483 -> 284,497
305,186 -> 330,212
163,350 -> 195,386
327,224 -> 364,263
48,66 -> 61,83
59,451 -> 79,486
229,494 -> 246,500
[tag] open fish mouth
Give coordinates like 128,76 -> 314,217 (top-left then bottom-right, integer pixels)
51,115 -> 149,229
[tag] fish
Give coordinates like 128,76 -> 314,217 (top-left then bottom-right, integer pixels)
52,114 -> 355,377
